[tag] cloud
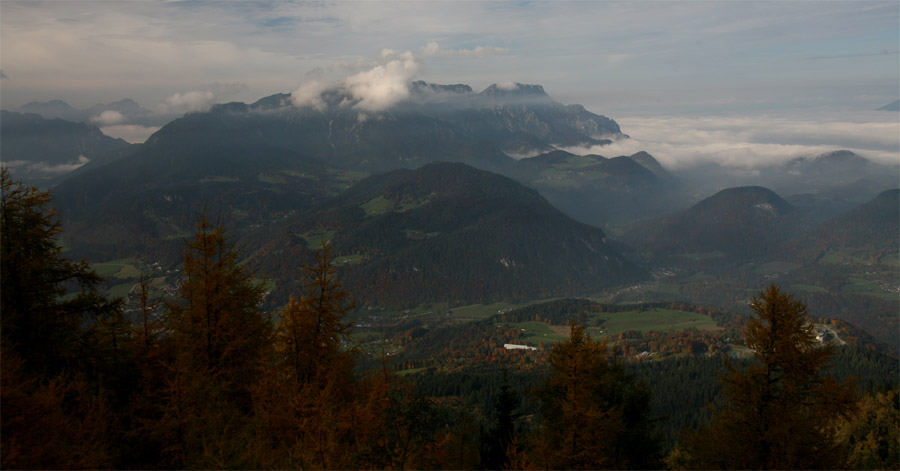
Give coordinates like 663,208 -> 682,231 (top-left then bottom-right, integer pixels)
99,124 -> 161,143
163,90 -> 216,113
343,49 -> 419,112
159,82 -> 249,113
494,81 -> 518,91
420,42 -> 507,58
2,155 -> 91,175
290,80 -> 329,110
563,112 -> 900,170
91,110 -> 125,126
291,49 -> 421,113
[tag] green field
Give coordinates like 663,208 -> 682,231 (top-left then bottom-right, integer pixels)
843,278 -> 899,301
593,308 -> 718,337
298,229 -> 335,248
503,308 -> 719,346
753,261 -> 801,275
198,176 -> 239,183
360,195 -> 394,215
879,252 -> 899,266
92,258 -> 139,279
819,251 -> 870,265
510,321 -> 570,344
109,281 -> 137,299
333,254 -> 363,265
675,251 -> 726,260
790,283 -> 828,294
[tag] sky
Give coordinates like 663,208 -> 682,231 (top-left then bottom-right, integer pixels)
1,0 -> 898,166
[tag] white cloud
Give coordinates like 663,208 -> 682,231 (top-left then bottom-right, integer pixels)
290,80 -> 329,111
344,50 -> 419,112
2,155 -> 92,175
163,90 -> 216,113
290,49 -> 421,113
158,83 -> 248,113
495,81 -> 518,91
99,124 -> 161,143
420,42 -> 507,58
90,110 -> 125,125
564,111 -> 900,170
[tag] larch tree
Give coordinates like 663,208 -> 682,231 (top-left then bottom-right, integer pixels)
1,168 -> 124,468
155,215 -> 272,468
680,284 -> 858,469
530,323 -> 662,470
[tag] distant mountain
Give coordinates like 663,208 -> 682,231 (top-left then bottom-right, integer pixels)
814,189 -> 899,252
0,110 -> 132,184
16,99 -> 85,122
624,186 -> 811,258
509,150 -> 687,224
51,112 -> 345,262
137,81 -> 625,173
876,100 -> 899,111
248,162 -> 648,308
15,98 -> 161,125
674,150 -> 899,220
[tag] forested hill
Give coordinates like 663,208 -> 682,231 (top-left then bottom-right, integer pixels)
624,186 -> 812,259
248,162 -> 647,308
815,188 -> 899,251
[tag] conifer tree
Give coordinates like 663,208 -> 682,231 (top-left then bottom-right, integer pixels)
1,168 -> 125,468
530,323 -> 662,469
155,215 -> 271,467
681,284 -> 858,469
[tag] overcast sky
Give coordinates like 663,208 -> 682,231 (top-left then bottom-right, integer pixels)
2,1 -> 898,165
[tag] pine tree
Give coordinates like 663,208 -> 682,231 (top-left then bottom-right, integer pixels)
681,284 -> 858,469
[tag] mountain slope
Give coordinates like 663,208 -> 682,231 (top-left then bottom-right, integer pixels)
0,110 -> 132,184
814,189 -> 899,251
509,150 -> 686,224
249,162 -> 648,308
625,186 -> 812,258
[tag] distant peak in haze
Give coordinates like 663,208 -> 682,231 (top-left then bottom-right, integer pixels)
876,100 -> 899,111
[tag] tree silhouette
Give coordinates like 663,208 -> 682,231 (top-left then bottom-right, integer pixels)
530,323 -> 662,469
681,284 -> 858,469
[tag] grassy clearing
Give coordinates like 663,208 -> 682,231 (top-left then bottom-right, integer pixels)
511,321 -> 570,344
790,284 -> 828,294
879,252 -> 899,266
361,196 -> 394,215
395,367 -> 427,376
334,254 -> 363,266
92,258 -> 138,278
257,172 -> 286,184
298,230 -> 336,248
593,308 -> 718,337
109,281 -> 137,300
198,176 -> 239,183
819,251 -> 869,265
843,278 -> 898,301
675,251 -> 726,260
753,261 -> 801,275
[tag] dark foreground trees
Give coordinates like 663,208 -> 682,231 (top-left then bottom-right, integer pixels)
1,168 -> 126,468
679,284 -> 858,469
529,323 -> 663,469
